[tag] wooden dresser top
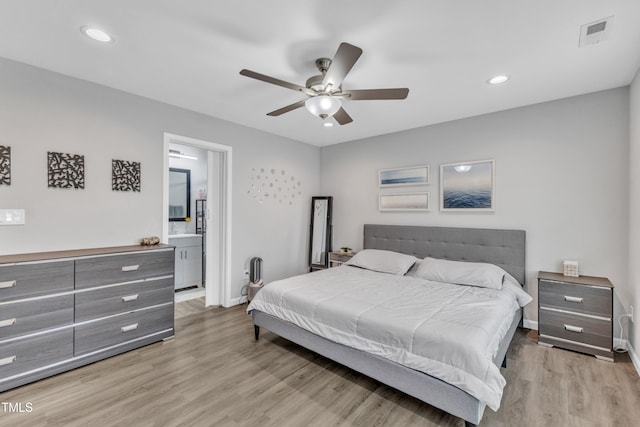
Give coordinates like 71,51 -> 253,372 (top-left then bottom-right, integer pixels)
0,244 -> 174,265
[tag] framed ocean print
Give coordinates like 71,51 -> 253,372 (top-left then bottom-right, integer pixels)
440,160 -> 494,211
379,192 -> 430,212
379,165 -> 429,188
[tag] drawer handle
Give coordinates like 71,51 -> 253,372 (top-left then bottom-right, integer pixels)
564,296 -> 584,303
0,280 -> 16,289
122,265 -> 140,272
0,355 -> 16,366
121,294 -> 139,302
0,318 -> 17,328
121,323 -> 139,333
564,324 -> 584,333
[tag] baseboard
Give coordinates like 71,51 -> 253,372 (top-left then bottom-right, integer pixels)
229,296 -> 247,306
523,319 -> 538,330
628,340 -> 640,376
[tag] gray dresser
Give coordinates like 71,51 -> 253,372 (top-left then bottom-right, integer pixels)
538,271 -> 613,361
0,244 -> 175,392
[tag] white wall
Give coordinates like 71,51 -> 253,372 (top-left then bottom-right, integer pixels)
629,70 -> 640,352
321,88 -> 630,325
0,58 -> 320,300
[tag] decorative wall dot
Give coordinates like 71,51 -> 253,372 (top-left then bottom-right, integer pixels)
248,166 -> 303,206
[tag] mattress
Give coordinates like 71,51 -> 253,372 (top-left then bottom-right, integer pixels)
247,265 -> 529,411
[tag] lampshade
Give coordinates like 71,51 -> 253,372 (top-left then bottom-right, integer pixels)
305,95 -> 342,118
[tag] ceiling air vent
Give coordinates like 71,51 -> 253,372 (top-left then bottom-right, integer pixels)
579,16 -> 613,47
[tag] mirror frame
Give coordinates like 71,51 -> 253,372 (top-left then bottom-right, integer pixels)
308,196 -> 333,270
169,167 -> 191,222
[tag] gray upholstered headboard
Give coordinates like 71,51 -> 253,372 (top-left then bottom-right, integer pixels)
364,224 -> 526,285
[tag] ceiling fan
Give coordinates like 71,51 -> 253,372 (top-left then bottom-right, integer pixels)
239,42 -> 409,125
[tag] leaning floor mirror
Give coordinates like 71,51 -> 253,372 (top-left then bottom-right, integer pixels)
309,196 -> 333,270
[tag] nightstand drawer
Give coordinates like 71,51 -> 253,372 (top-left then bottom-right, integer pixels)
539,308 -> 611,350
74,304 -> 174,356
75,277 -> 174,322
0,261 -> 74,303
0,295 -> 74,341
0,329 -> 73,379
539,279 -> 612,317
75,250 -> 174,289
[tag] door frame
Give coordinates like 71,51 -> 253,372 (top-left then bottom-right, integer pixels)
162,132 -> 233,307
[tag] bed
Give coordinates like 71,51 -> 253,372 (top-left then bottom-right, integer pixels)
248,224 -> 527,426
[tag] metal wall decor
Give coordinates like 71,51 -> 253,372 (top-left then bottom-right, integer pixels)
248,167 -> 302,206
112,159 -> 141,192
47,151 -> 85,189
0,145 -> 10,186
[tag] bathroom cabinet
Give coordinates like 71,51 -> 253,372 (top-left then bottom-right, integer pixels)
169,235 -> 203,290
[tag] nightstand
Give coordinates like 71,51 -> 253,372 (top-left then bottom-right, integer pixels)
538,271 -> 614,362
329,251 -> 355,268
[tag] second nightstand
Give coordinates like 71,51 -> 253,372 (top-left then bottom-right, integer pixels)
538,271 -> 614,362
329,251 -> 355,268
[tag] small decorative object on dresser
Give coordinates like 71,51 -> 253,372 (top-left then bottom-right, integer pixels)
563,260 -> 579,277
329,251 -> 356,267
538,271 -> 613,362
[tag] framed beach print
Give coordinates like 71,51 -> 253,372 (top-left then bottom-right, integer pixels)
379,165 -> 429,188
440,160 -> 494,211
379,192 -> 430,212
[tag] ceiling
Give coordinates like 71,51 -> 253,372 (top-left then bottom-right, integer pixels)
1,1 -> 639,147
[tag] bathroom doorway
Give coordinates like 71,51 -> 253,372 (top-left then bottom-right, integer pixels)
162,133 -> 232,307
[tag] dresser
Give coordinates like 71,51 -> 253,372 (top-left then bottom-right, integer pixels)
538,271 -> 613,361
0,244 -> 174,392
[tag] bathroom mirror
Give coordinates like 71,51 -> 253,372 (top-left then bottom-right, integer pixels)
309,196 -> 333,270
169,168 -> 191,221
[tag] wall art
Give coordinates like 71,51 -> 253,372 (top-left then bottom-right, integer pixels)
379,192 -> 430,212
48,151 -> 85,189
0,145 -> 10,186
112,159 -> 141,192
440,159 -> 494,211
248,167 -> 302,206
379,165 -> 430,188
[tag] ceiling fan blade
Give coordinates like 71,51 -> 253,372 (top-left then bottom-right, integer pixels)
333,107 -> 353,125
322,43 -> 363,89
344,88 -> 409,100
266,99 -> 307,117
240,69 -> 313,95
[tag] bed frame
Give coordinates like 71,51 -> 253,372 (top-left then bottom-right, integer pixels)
252,224 -> 526,426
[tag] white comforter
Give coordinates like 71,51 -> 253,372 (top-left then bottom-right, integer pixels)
247,266 -> 530,411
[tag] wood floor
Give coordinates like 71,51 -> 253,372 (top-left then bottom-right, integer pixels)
1,298 -> 639,427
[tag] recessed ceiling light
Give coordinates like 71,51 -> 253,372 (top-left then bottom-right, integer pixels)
81,26 -> 113,43
488,75 -> 509,85
322,121 -> 334,128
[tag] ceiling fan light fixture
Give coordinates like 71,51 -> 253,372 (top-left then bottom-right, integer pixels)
305,95 -> 342,118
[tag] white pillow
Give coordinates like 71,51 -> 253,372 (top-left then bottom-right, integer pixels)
344,249 -> 417,275
502,273 -> 533,307
415,257 -> 506,290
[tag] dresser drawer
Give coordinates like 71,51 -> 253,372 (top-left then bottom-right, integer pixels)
539,308 -> 611,350
539,279 -> 612,317
0,329 -> 73,380
75,277 -> 174,322
74,304 -> 174,356
0,295 -> 74,341
0,261 -> 74,303
75,250 -> 174,289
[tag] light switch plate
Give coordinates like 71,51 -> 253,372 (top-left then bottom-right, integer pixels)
0,209 -> 26,225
